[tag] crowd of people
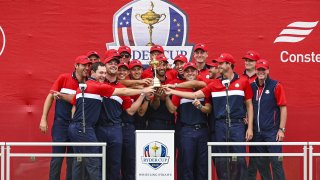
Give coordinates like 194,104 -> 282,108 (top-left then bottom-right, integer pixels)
39,43 -> 287,180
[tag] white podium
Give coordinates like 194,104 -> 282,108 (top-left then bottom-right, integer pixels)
135,130 -> 175,180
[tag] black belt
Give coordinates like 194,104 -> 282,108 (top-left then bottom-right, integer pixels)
181,123 -> 208,130
150,119 -> 175,125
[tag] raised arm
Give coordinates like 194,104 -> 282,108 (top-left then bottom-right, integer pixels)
126,94 -> 145,116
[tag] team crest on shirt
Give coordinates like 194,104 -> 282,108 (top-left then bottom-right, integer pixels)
235,83 -> 240,88
265,90 -> 270,94
141,141 -> 170,169
107,0 -> 193,65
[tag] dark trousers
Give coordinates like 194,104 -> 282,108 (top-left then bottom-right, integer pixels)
215,120 -> 247,180
50,118 -> 73,180
121,123 -> 135,180
95,124 -> 123,180
68,122 -> 102,180
248,129 -> 285,180
179,126 -> 209,180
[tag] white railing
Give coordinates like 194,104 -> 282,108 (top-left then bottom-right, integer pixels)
0,142 -> 5,180
207,142 -> 308,180
5,142 -> 106,180
308,142 -> 320,180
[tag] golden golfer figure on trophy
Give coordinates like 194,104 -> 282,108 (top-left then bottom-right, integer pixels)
150,57 -> 161,88
135,1 -> 166,46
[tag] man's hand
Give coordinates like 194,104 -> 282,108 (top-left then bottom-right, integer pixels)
245,128 -> 253,141
141,78 -> 153,86
163,87 -> 174,95
276,130 -> 285,142
50,90 -> 62,100
142,86 -> 155,94
39,116 -> 49,134
192,95 -> 202,109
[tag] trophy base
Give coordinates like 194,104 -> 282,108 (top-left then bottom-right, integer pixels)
146,42 -> 155,46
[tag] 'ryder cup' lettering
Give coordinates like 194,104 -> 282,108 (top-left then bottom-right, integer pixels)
280,51 -> 320,63
142,157 -> 170,163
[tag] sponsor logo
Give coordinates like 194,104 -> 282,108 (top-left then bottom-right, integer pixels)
0,26 -> 6,57
141,141 -> 170,170
107,0 -> 193,65
274,21 -> 318,43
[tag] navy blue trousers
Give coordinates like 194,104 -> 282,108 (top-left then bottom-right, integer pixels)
179,126 -> 209,180
121,124 -> 135,180
68,122 -> 102,180
50,118 -> 73,180
215,120 -> 247,180
248,129 -> 285,180
95,124 -> 122,180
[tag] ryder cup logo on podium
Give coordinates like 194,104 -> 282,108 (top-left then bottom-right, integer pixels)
142,141 -> 170,169
107,0 -> 193,65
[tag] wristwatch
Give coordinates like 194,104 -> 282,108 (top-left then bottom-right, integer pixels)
279,128 -> 286,133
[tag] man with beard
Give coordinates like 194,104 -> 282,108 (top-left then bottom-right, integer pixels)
164,53 -> 253,180
39,55 -> 91,180
148,54 -> 175,130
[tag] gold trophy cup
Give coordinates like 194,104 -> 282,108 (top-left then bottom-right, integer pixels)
135,2 -> 166,46
150,58 -> 161,88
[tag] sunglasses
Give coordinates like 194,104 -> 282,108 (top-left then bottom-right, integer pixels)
121,54 -> 131,58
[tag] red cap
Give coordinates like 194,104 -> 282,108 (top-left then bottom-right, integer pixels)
242,50 -> 260,61
118,46 -> 131,55
183,62 -> 197,71
150,45 -> 164,53
104,51 -> 120,64
215,53 -> 235,64
129,59 -> 143,69
206,61 -> 219,67
194,43 -> 207,52
255,59 -> 269,70
105,49 -> 119,58
118,62 -> 129,69
75,55 -> 91,65
173,54 -> 188,63
156,54 -> 168,63
86,51 -> 100,58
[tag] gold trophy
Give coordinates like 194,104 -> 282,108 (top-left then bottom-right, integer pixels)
135,2 -> 166,46
150,57 -> 161,88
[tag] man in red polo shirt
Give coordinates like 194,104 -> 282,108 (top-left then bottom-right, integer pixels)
39,55 -> 91,180
165,53 -> 253,180
193,43 -> 210,79
242,50 -> 260,83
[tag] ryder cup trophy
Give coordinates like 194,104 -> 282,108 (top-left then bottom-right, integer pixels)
135,1 -> 166,46
150,58 -> 161,88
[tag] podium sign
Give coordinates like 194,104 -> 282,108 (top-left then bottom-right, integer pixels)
135,130 -> 175,180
